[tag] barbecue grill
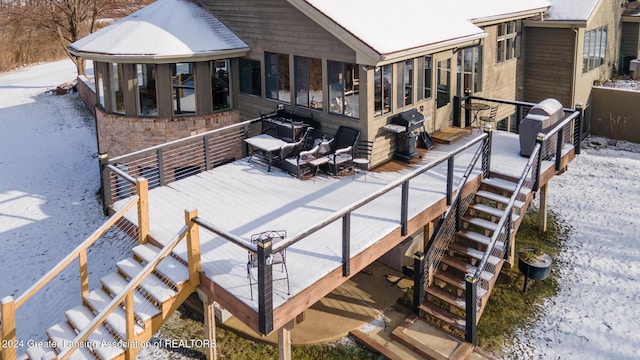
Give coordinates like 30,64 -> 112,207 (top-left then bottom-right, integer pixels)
388,109 -> 424,162
519,98 -> 564,157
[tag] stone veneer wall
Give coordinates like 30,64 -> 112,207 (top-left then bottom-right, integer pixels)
96,108 -> 241,157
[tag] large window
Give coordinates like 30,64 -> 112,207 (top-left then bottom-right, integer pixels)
239,58 -> 261,96
265,52 -> 290,103
110,63 -> 125,114
328,60 -> 359,118
172,63 -> 195,115
457,46 -> 482,95
436,59 -> 451,108
397,59 -> 413,108
137,64 -> 157,116
497,20 -> 520,63
96,69 -> 105,108
374,64 -> 392,116
295,56 -> 323,110
421,55 -> 432,100
583,26 -> 607,73
211,60 -> 230,111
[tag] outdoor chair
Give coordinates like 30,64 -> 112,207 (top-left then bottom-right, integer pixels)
479,105 -> 499,130
247,230 -> 290,301
280,128 -> 325,178
323,126 -> 360,176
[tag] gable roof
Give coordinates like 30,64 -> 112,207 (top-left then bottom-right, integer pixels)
69,0 -> 249,63
289,0 -> 549,65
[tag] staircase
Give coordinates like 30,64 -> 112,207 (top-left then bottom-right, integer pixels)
420,176 -> 533,339
24,243 -> 195,360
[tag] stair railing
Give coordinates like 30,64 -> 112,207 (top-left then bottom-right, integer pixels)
413,130 -> 491,311
464,142 -> 541,345
56,209 -> 201,360
0,176 -> 149,360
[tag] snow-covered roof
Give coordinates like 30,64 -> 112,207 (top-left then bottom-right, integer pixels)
545,0 -> 600,21
69,0 -> 249,63
291,0 -> 549,64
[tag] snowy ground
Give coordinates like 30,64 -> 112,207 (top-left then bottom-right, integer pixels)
1,60 -> 639,359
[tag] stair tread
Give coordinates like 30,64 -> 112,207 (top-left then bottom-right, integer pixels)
84,289 -> 145,340
45,322 -> 97,359
476,190 -> 525,209
116,258 -> 177,304
482,177 -> 531,195
457,230 -> 494,247
433,271 -> 488,299
426,285 -> 466,310
65,305 -> 125,359
462,216 -> 499,231
441,256 -> 494,282
419,301 -> 466,332
101,272 -> 161,322
25,345 -> 55,360
133,243 -> 189,287
449,242 -> 502,266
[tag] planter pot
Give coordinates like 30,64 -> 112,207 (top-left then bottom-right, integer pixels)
518,247 -> 552,292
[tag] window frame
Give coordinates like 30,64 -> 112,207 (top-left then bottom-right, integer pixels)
456,46 -> 483,95
171,62 -> 196,116
211,59 -> 231,112
582,25 -> 607,73
328,60 -> 359,118
374,64 -> 392,117
239,58 -> 262,96
496,20 -> 521,64
265,52 -> 291,103
294,56 -> 323,110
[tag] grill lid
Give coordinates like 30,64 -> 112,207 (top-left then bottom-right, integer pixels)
391,109 -> 424,128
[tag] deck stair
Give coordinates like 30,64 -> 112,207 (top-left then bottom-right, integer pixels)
420,176 -> 534,340
24,243 -> 195,360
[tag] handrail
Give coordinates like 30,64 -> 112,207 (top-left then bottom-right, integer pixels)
109,117 -> 260,164
537,109 -> 581,142
193,216 -> 255,252
58,224 -> 190,360
14,196 -> 139,309
273,133 -> 489,252
106,164 -> 137,184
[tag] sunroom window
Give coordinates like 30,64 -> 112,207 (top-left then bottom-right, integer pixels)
172,62 -> 195,115
398,59 -> 413,108
110,63 -> 125,114
137,64 -> 157,116
374,64 -> 392,116
239,58 -> 261,96
265,52 -> 290,103
328,60 -> 359,118
211,59 -> 230,111
295,56 -> 323,110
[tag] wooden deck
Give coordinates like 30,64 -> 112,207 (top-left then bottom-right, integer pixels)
111,131 -> 573,335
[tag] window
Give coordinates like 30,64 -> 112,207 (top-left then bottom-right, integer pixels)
397,59 -> 413,108
421,55 -> 432,100
328,60 -> 359,118
265,52 -> 290,103
239,58 -> 261,96
374,64 -> 392,116
211,60 -> 230,111
583,26 -> 607,73
497,20 -> 520,63
172,63 -> 195,115
295,56 -> 323,110
436,59 -> 450,108
457,46 -> 482,95
110,63 -> 125,114
96,69 -> 105,108
136,64 -> 157,116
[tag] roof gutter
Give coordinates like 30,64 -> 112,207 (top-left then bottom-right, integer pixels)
523,19 -> 587,29
67,48 -> 250,64
470,7 -> 550,26
373,33 -> 487,66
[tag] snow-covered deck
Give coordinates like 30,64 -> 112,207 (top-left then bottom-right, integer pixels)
111,130 -> 571,332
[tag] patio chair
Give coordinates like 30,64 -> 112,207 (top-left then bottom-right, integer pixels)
323,126 -> 360,176
247,230 -> 290,301
479,105 -> 499,130
281,128 -> 325,178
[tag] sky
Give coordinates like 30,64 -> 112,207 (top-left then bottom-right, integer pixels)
1,59 -> 639,359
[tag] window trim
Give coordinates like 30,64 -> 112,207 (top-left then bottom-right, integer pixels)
496,20 -> 521,64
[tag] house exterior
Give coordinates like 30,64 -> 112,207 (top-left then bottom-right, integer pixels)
523,0 -> 628,116
70,0 -> 551,165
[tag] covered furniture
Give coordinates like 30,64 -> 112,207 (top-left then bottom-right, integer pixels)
280,128 -> 325,178
245,134 -> 288,172
323,126 -> 360,176
247,230 -> 290,301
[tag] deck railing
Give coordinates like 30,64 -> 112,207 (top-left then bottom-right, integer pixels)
191,133 -> 491,335
0,177 -> 149,360
99,117 -> 260,213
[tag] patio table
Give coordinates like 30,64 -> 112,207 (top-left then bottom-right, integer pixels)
245,134 -> 288,172
461,102 -> 490,131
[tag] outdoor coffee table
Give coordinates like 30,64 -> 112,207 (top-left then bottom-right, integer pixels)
245,134 -> 287,172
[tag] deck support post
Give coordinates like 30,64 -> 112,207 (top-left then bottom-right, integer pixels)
99,152 -> 111,215
464,275 -> 478,346
342,213 -> 351,277
1,296 -> 17,360
539,183 -> 548,232
278,320 -> 294,360
202,293 -> 218,360
186,209 -> 201,287
136,178 -> 149,244
257,238 -> 274,335
413,252 -> 425,313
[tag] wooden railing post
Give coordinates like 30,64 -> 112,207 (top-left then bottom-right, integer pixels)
125,291 -> 136,359
136,178 -> 149,244
1,296 -> 17,360
342,213 -> 351,277
464,276 -> 478,345
79,250 -> 89,300
99,152 -> 111,215
257,238 -> 274,335
412,252 -> 425,313
185,209 -> 201,287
